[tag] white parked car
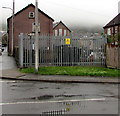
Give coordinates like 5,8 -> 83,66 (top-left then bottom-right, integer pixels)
0,44 -> 4,55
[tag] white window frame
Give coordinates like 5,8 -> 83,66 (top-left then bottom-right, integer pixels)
55,30 -> 58,36
29,12 -> 35,18
64,30 -> 67,36
115,26 -> 118,34
107,28 -> 111,35
59,29 -> 62,36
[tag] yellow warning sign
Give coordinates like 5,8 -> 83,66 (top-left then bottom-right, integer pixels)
66,38 -> 70,45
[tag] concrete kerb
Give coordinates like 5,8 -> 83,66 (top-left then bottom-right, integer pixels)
0,75 -> 119,84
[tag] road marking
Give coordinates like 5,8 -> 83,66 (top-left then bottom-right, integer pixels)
0,98 -> 106,106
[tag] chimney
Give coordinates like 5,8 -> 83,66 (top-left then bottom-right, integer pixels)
118,1 -> 120,14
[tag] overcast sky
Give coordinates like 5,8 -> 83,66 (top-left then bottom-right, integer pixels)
0,0 -> 120,31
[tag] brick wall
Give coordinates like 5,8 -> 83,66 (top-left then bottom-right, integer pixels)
106,44 -> 120,69
8,5 -> 53,55
53,23 -> 70,36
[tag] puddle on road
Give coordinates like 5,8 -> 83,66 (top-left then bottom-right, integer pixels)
10,84 -> 35,88
14,94 -> 84,102
13,93 -> 118,102
39,87 -> 49,89
37,95 -> 54,100
15,94 -> 85,102
41,99 -> 86,114
55,94 -> 83,98
22,95 -> 54,101
55,87 -> 61,89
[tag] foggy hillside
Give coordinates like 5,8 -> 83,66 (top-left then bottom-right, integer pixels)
1,22 -> 104,34
69,25 -> 104,34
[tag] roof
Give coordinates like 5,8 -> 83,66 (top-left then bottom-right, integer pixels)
103,13 -> 120,28
53,22 -> 59,28
53,21 -> 71,32
8,4 -> 54,21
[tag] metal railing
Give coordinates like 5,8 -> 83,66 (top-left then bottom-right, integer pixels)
19,34 -> 107,68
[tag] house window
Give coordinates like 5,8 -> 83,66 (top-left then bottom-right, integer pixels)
29,12 -> 35,18
64,30 -> 67,36
115,26 -> 118,34
55,30 -> 58,36
107,28 -> 111,35
32,22 -> 40,32
59,29 -> 62,36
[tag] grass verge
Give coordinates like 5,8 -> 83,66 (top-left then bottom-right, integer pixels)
20,66 -> 120,77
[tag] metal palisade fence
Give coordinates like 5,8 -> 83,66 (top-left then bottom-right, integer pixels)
19,33 -> 107,67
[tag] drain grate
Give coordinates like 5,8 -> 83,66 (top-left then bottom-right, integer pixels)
42,109 -> 67,115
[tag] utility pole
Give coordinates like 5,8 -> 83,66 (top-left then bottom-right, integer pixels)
35,0 -> 39,72
2,0 -> 15,55
11,0 -> 15,55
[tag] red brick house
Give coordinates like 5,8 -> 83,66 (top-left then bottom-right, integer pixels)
7,4 -> 54,55
104,13 -> 120,69
53,21 -> 71,36
103,13 -> 120,43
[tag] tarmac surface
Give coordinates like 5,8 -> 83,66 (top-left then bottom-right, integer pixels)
0,47 -> 119,84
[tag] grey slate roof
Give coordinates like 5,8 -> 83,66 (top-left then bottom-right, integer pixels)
53,21 -> 71,32
7,3 -> 54,21
103,13 -> 120,28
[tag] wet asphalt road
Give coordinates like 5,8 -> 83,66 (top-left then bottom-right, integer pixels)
1,80 -> 119,114
0,48 -> 119,114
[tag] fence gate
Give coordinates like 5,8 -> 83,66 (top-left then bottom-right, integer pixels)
19,33 -> 107,67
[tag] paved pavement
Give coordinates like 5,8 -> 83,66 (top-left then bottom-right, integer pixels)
0,47 -> 25,78
0,48 -> 119,84
0,47 -> 16,70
